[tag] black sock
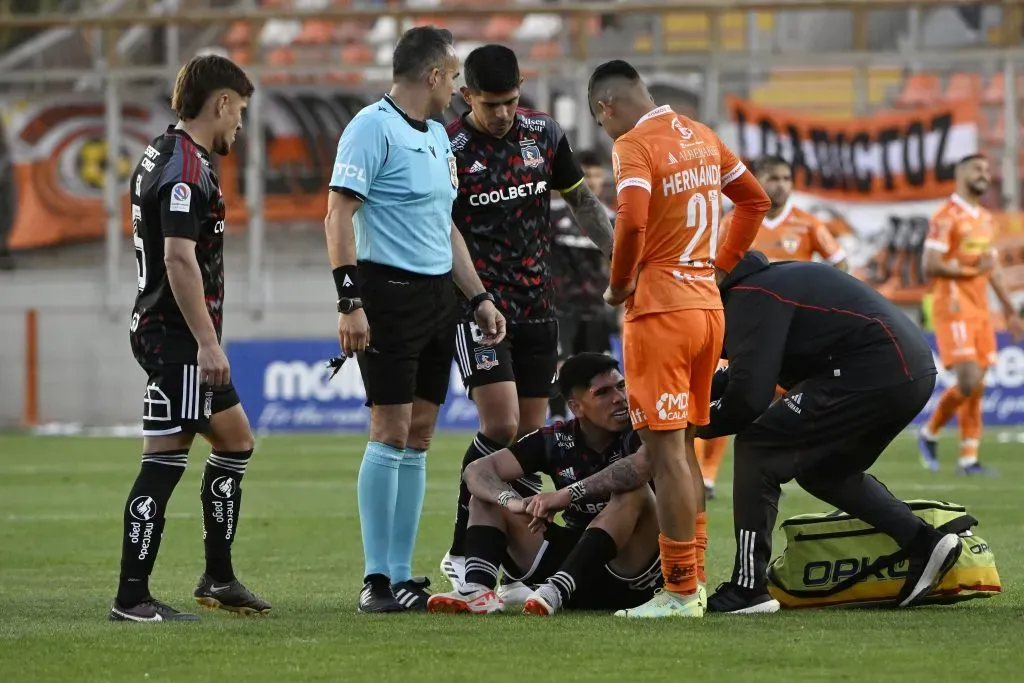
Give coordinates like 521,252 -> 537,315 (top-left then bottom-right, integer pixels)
549,528 -> 618,604
200,449 -> 252,582
463,525 -> 507,590
117,450 -> 188,607
450,433 -> 505,556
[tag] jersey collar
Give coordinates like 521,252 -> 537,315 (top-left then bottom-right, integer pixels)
381,94 -> 428,133
762,199 -> 794,230
633,104 -> 673,129
951,193 -> 982,219
165,126 -> 210,158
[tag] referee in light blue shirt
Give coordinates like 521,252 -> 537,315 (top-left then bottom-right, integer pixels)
324,25 -> 505,614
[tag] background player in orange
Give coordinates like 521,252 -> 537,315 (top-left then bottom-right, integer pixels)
588,60 -> 770,618
917,154 -> 1023,476
697,154 -> 848,499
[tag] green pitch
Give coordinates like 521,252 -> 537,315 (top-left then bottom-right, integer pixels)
1,431 -> 1021,682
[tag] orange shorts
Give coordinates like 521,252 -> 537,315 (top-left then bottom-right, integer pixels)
623,309 -> 725,431
934,315 -> 997,369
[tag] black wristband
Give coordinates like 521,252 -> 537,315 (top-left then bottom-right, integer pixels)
332,265 -> 359,299
469,292 -> 494,310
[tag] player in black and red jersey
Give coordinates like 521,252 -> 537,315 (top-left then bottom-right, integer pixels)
110,55 -> 269,622
428,353 -> 661,615
442,45 -> 615,595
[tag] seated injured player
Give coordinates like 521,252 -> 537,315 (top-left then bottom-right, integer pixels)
427,353 -> 662,615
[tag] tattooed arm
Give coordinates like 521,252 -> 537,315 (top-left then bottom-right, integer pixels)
561,182 -> 614,259
526,447 -> 652,519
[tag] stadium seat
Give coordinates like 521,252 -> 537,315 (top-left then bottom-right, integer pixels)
341,43 -> 374,65
868,67 -> 904,106
483,16 -> 521,42
515,14 -> 562,42
294,20 -> 336,46
224,22 -> 252,49
751,68 -> 855,118
981,72 -> 1024,106
944,72 -> 982,102
895,72 -> 941,108
529,41 -> 561,60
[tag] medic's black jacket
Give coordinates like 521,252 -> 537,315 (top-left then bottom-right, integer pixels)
695,252 -> 936,439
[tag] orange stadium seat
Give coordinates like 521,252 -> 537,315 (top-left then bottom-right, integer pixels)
264,47 -> 296,83
230,48 -> 250,65
295,20 -> 336,45
341,43 -> 374,65
895,72 -> 941,108
944,72 -> 982,102
224,22 -> 252,48
483,16 -> 521,42
983,72 -> 1006,105
529,41 -> 561,60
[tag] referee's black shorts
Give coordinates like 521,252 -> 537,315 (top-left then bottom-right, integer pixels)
356,261 -> 457,407
734,372 -> 937,484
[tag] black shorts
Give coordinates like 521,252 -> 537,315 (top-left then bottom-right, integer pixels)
503,524 -> 662,611
735,373 -> 937,483
454,320 -> 558,399
140,363 -> 240,437
557,313 -> 613,361
357,261 -> 457,407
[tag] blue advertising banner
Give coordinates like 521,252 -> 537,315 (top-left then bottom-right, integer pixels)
226,339 -> 480,432
915,331 -> 1024,427
227,333 -> 1022,433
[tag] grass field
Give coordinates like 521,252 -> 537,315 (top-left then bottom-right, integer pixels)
1,430 -> 1021,682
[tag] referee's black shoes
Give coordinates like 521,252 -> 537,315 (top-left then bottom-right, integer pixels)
358,574 -> 403,613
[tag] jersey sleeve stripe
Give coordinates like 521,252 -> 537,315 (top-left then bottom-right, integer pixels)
556,177 -> 585,194
924,238 -> 951,253
721,161 -> 747,187
616,177 -> 651,194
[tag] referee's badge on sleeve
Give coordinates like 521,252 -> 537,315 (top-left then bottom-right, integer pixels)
448,155 -> 458,189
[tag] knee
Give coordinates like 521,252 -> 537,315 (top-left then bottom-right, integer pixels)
210,431 -> 255,453
480,420 -> 518,447
369,411 -> 412,449
957,376 -> 981,397
406,418 -> 436,453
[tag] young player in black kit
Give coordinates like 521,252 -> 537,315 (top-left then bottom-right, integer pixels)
695,252 -> 964,613
110,55 -> 270,622
442,44 -> 616,594
428,353 -> 661,615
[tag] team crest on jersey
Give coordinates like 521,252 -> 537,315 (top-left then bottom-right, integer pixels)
448,155 -> 458,189
475,348 -> 499,370
782,235 -> 800,254
521,143 -> 544,168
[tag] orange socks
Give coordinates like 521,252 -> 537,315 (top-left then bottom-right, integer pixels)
659,534 -> 698,596
926,386 -> 967,436
695,512 -> 708,585
698,438 -> 728,485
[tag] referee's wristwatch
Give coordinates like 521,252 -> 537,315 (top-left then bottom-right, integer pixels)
337,297 -> 363,314
470,292 -> 495,310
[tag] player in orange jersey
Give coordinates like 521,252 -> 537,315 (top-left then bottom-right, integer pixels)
917,154 -> 1023,476
587,60 -> 770,618
698,155 -> 849,499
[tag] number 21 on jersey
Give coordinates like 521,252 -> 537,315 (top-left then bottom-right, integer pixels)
679,189 -> 720,268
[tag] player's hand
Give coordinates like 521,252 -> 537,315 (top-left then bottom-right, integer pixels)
976,251 -> 996,274
474,301 -> 506,346
604,284 -> 632,307
526,489 -> 571,519
198,343 -> 231,387
339,309 -> 370,356
1008,314 -> 1024,343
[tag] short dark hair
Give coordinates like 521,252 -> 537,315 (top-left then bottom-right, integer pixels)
587,59 -> 641,114
557,353 -> 620,398
957,153 -> 987,168
752,155 -> 792,176
576,148 -> 605,168
171,55 -> 254,121
392,26 -> 454,83
464,44 -> 521,93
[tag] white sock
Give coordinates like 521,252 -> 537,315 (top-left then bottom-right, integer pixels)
920,425 -> 937,441
958,455 -> 978,468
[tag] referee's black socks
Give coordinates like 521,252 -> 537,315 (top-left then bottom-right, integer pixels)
200,449 -> 253,583
117,450 -> 188,607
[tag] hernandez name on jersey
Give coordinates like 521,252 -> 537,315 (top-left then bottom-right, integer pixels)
129,127 -> 227,365
509,420 -> 642,529
447,108 -> 585,322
